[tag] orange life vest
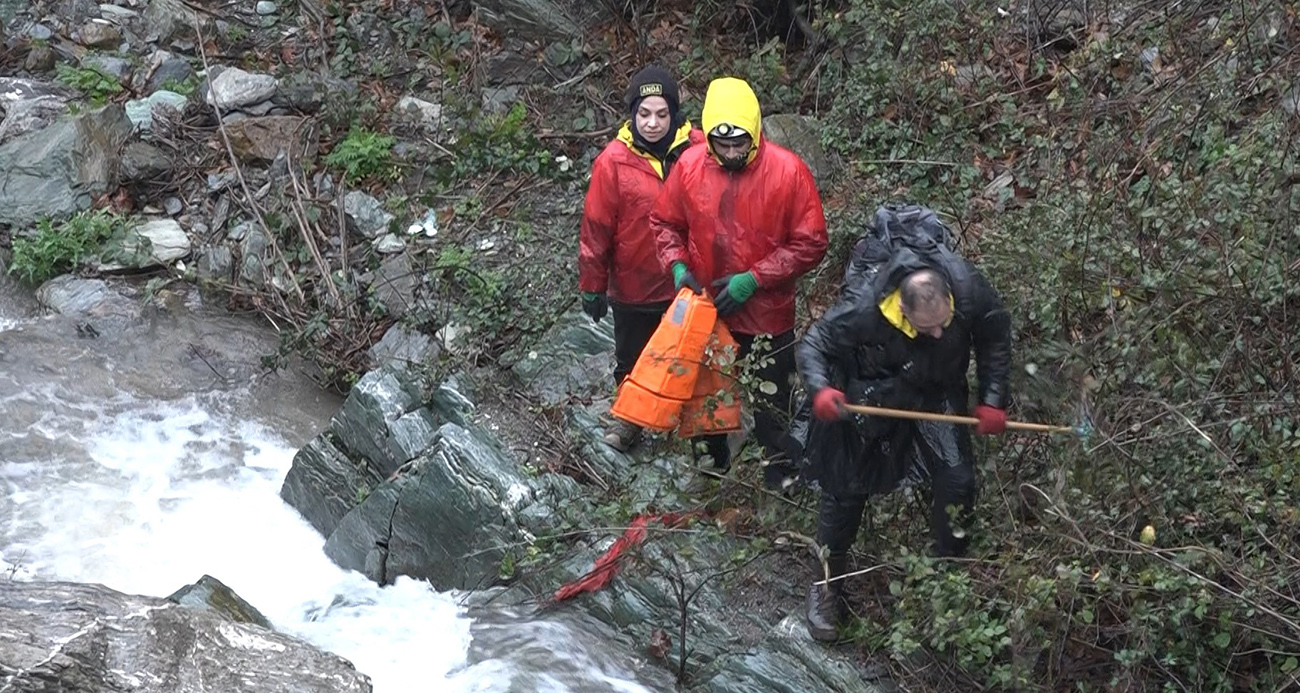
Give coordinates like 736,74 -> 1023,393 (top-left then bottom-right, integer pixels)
610,288 -> 744,436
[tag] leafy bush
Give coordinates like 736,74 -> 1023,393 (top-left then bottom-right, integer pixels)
55,63 -> 123,103
323,128 -> 398,184
807,0 -> 1300,690
443,102 -> 562,183
8,210 -> 135,283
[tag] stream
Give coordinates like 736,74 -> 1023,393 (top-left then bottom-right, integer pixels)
0,278 -> 674,692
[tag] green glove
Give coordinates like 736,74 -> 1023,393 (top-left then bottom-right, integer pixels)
672,262 -> 703,293
712,271 -> 758,316
725,272 -> 758,302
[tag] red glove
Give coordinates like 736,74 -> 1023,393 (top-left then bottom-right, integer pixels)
812,389 -> 847,422
975,405 -> 1007,435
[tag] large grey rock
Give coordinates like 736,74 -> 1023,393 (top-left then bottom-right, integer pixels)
473,0 -> 613,42
323,422 -> 531,589
762,113 -> 836,184
693,616 -> 883,692
395,96 -> 444,130
343,190 -> 394,239
96,218 -> 191,271
125,89 -> 189,132
35,275 -> 137,315
166,574 -> 273,629
205,67 -> 278,110
0,105 -> 132,228
370,254 -> 416,318
76,19 -> 121,47
280,432 -> 383,537
0,78 -> 73,145
81,54 -> 134,81
196,244 -> 234,280
147,57 -> 196,92
510,306 -> 616,404
145,0 -> 210,43
120,141 -> 172,182
328,367 -> 435,477
368,323 -> 438,372
0,580 -> 372,692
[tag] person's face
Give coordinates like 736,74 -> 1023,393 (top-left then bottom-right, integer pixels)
635,96 -> 671,143
710,135 -> 753,170
905,301 -> 953,339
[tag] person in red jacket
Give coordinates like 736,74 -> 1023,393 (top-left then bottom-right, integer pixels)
650,76 -> 828,488
578,65 -> 703,452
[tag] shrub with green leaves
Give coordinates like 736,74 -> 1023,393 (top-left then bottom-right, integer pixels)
8,210 -> 132,284
443,102 -> 561,183
809,0 -> 1300,690
323,128 -> 397,184
55,63 -> 123,103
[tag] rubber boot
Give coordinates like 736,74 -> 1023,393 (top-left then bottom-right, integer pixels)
603,419 -> 642,452
805,553 -> 849,642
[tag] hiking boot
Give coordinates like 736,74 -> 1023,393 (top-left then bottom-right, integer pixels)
603,419 -> 643,452
805,582 -> 847,642
762,460 -> 800,492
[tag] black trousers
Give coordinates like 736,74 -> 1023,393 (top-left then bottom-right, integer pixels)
611,301 -> 672,388
815,421 -> 977,560
693,329 -> 798,470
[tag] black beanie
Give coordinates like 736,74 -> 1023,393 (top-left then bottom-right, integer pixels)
625,65 -> 680,116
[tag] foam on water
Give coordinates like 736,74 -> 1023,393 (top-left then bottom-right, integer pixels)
1,393 -> 475,690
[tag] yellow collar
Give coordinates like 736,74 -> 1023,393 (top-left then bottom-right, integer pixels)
878,289 -> 954,338
616,121 -> 694,178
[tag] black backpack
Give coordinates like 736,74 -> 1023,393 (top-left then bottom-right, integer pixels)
843,203 -> 961,297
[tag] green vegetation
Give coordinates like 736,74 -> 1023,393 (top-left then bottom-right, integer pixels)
54,63 -> 123,103
323,128 -> 398,184
7,210 -> 147,284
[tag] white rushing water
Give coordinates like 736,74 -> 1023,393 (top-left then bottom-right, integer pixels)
0,308 -> 665,693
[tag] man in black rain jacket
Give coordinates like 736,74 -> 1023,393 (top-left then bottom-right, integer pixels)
794,229 -> 1012,642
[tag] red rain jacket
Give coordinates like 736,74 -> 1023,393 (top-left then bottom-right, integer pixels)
578,122 -> 703,305
650,140 -> 828,336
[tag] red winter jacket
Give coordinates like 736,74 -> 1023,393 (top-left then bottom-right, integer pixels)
578,122 -> 703,306
650,137 -> 828,336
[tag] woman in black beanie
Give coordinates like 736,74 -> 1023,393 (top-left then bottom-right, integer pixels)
577,65 -> 703,451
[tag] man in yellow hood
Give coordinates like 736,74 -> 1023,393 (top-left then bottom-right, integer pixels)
650,76 -> 828,488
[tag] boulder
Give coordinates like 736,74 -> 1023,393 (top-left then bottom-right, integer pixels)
35,275 -> 139,317
0,77 -> 74,145
509,306 -> 616,404
0,580 -> 372,693
368,323 -> 439,372
472,0 -> 613,42
81,54 -> 133,81
125,89 -> 189,132
120,141 -> 172,182
76,19 -> 121,47
343,191 -> 394,239
370,254 -> 417,318
166,574 -> 273,629
322,421 -> 539,589
0,105 -> 132,228
205,67 -> 278,111
224,115 -> 315,162
395,96 -> 444,131
96,217 -> 192,271
280,432 -> 383,537
762,113 -> 836,184
327,368 -> 439,478
145,0 -> 211,44
147,57 -> 197,92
